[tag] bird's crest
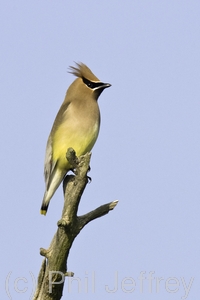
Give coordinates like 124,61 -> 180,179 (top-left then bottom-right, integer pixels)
69,62 -> 100,82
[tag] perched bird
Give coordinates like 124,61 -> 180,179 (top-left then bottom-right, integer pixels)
40,62 -> 111,215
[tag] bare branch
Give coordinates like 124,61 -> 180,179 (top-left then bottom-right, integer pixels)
78,200 -> 119,229
33,149 -> 118,299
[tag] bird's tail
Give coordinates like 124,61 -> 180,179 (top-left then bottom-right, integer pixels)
40,168 -> 66,215
40,192 -> 50,215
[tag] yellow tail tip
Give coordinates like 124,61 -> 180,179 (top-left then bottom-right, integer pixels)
40,210 -> 47,216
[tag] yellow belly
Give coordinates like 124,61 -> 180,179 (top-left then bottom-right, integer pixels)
52,122 -> 99,169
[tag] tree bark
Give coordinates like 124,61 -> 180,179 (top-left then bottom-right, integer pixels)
33,148 -> 118,299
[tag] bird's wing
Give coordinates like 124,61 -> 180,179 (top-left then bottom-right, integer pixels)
44,101 -> 71,191
44,135 -> 57,191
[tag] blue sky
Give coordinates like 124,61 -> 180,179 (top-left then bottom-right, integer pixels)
1,1 -> 200,299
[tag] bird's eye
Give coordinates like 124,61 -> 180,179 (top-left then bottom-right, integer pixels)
83,77 -> 95,89
82,77 -> 105,90
87,82 -> 92,87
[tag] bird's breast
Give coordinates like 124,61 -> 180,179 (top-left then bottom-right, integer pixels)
52,103 -> 100,168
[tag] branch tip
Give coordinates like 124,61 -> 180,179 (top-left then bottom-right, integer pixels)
66,148 -> 78,168
40,248 -> 48,257
65,272 -> 74,277
57,218 -> 70,227
109,200 -> 119,210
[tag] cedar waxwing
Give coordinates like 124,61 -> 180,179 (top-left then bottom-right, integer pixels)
40,62 -> 111,215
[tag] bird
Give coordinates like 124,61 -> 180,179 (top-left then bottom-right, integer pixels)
40,62 -> 111,215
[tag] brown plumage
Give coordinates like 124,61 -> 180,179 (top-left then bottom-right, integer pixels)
40,62 -> 111,215
68,62 -> 100,81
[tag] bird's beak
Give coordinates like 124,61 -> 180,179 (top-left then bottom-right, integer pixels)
93,82 -> 111,92
101,83 -> 112,89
